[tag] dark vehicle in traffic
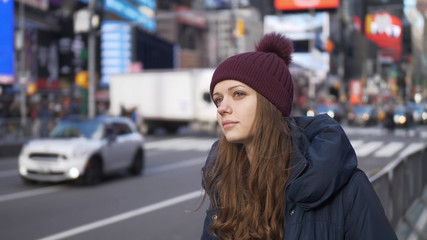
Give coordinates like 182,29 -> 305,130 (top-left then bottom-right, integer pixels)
307,104 -> 344,123
348,105 -> 379,126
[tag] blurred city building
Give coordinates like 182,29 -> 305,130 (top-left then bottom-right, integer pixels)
0,0 -> 426,122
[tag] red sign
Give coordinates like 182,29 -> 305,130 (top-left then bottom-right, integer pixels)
349,80 -> 362,105
275,0 -> 339,10
365,12 -> 402,62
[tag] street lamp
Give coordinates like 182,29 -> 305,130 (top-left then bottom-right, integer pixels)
88,0 -> 97,118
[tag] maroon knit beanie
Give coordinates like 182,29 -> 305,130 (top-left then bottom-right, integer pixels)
210,32 -> 294,116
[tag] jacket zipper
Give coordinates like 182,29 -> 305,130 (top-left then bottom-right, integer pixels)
285,162 -> 308,191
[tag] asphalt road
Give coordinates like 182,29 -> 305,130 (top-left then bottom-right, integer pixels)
0,124 -> 426,239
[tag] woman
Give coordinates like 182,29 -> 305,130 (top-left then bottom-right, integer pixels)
201,33 -> 397,240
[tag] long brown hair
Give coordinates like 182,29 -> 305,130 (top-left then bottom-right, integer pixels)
203,93 -> 294,240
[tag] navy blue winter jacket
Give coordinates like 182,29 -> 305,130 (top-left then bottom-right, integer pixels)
201,114 -> 397,240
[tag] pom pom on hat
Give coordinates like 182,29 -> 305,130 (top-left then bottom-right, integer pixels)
256,32 -> 293,67
210,32 -> 294,116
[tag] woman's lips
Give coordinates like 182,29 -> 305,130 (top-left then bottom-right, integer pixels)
222,121 -> 238,128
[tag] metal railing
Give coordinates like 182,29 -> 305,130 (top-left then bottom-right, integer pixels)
369,144 -> 427,229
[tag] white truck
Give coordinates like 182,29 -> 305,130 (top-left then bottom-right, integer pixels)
108,68 -> 219,134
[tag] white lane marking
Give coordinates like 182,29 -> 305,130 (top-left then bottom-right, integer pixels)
0,169 -> 17,178
350,140 -> 364,149
145,137 -> 193,149
144,157 -> 205,175
374,142 -> 405,158
354,141 -> 383,157
146,137 -> 215,151
399,143 -> 426,158
38,190 -> 205,240
0,186 -> 65,203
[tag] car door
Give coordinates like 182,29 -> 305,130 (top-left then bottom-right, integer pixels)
101,123 -> 123,172
110,121 -> 136,169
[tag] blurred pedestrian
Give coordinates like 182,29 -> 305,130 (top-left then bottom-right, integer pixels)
405,107 -> 415,137
200,33 -> 397,240
384,105 -> 395,134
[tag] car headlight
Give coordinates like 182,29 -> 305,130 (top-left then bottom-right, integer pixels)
422,112 -> 427,121
68,167 -> 80,179
19,166 -> 28,176
362,113 -> 369,121
307,109 -> 315,117
327,110 -> 335,119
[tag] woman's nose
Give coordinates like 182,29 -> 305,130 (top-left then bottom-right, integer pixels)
217,99 -> 231,114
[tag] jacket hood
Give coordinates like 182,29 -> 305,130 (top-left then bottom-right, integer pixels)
287,114 -> 358,210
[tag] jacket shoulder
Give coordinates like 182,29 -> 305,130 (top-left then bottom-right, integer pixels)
342,169 -> 397,239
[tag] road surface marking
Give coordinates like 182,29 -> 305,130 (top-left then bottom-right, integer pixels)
0,186 -> 64,203
350,140 -> 364,149
146,137 -> 215,151
354,141 -> 383,157
374,142 -> 405,157
399,143 -> 426,158
144,157 -> 205,175
38,190 -> 204,240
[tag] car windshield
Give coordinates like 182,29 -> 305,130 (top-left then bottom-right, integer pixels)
49,120 -> 104,139
354,106 -> 372,114
316,105 -> 336,112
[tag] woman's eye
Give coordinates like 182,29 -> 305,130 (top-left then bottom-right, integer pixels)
214,97 -> 222,106
234,91 -> 245,98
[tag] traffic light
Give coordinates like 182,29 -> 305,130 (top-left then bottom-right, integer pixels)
26,82 -> 37,96
235,19 -> 245,37
75,71 -> 89,88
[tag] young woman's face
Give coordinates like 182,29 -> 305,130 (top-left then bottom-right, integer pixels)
213,80 -> 257,145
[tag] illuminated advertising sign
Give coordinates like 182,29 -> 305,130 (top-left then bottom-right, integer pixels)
264,13 -> 330,73
101,21 -> 132,86
275,0 -> 339,11
205,0 -> 249,9
365,11 -> 402,62
104,0 -> 156,32
349,79 -> 362,105
0,0 -> 14,84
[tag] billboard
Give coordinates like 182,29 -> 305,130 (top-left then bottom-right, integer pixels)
275,0 -> 339,11
100,21 -> 132,86
204,0 -> 249,9
365,11 -> 402,62
0,0 -> 14,84
104,0 -> 156,32
264,13 -> 330,74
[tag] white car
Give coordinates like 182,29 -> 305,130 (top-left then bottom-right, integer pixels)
18,116 -> 145,185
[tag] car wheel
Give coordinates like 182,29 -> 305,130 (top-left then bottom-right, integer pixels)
129,149 -> 144,175
81,157 -> 103,185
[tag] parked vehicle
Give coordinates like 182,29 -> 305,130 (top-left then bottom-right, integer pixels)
348,105 -> 379,126
109,69 -> 218,134
18,116 -> 145,185
306,104 -> 345,123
